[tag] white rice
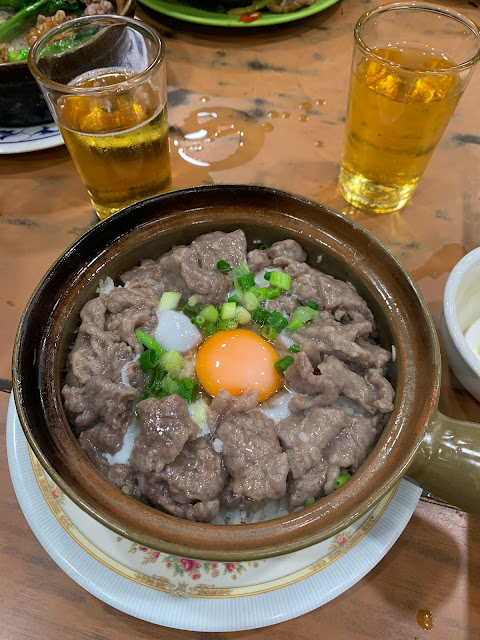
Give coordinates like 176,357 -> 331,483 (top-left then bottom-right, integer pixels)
212,438 -> 223,453
392,344 -> 396,361
211,496 -> 290,525
97,276 -> 116,298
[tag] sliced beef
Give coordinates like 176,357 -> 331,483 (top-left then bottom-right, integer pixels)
120,230 -> 247,305
144,476 -> 220,522
366,368 -> 395,413
156,437 -> 227,503
209,389 -> 259,431
324,463 -> 342,495
277,407 -> 349,478
287,457 -> 328,509
63,376 -> 137,430
284,350 -> 339,400
108,308 -> 155,353
131,395 -> 198,474
104,464 -> 142,499
78,421 -> 125,472
267,239 -> 307,263
217,410 -> 288,501
218,477 -> 265,513
247,249 -> 270,272
324,414 -> 383,470
104,283 -> 159,314
267,293 -> 300,316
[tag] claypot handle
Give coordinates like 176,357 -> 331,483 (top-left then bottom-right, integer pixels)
407,411 -> 480,513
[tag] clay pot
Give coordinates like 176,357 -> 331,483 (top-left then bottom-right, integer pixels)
12,185 -> 480,561
0,0 -> 136,127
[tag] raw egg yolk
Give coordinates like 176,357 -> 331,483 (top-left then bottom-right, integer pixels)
195,329 -> 282,402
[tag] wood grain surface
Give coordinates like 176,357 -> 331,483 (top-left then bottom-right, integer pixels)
1,0 -> 480,637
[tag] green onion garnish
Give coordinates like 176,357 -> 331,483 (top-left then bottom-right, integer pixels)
294,306 -> 317,323
220,301 -> 237,320
199,304 -> 219,323
259,244 -> 269,250
216,260 -> 232,274
274,355 -> 294,375
287,318 -> 304,332
158,350 -> 183,375
237,273 -> 255,290
288,343 -> 301,353
261,325 -> 278,341
252,286 -> 268,302
202,322 -> 218,337
269,271 -> 291,291
242,291 -> 259,312
136,330 -> 164,357
266,287 -> 281,299
307,300 -> 318,310
218,319 -> 238,331
333,472 -> 351,490
177,378 -> 199,403
194,314 -> 206,327
264,271 -> 272,281
252,307 -> 271,325
158,291 -> 182,311
232,260 -> 252,290
181,302 -> 200,319
235,305 -> 252,325
139,348 -> 158,372
267,310 -> 288,332
227,294 -> 242,305
304,497 -> 315,508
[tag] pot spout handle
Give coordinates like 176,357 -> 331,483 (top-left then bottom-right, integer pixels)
407,411 -> 480,513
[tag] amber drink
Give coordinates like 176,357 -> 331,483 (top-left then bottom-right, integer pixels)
339,4 -> 480,214
29,16 -> 171,219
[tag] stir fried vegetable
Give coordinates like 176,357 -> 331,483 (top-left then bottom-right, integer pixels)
0,0 -> 86,43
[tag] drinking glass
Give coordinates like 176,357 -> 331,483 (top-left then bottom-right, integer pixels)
339,3 -> 480,214
28,16 -> 171,219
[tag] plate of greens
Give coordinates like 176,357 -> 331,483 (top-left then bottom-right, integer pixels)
138,0 -> 340,27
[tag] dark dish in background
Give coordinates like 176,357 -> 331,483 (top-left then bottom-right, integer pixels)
13,185 -> 480,561
0,0 -> 135,126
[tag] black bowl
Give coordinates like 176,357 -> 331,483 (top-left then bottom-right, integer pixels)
0,0 -> 136,127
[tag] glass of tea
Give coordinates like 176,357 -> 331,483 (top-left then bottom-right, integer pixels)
339,3 -> 480,214
28,16 -> 171,220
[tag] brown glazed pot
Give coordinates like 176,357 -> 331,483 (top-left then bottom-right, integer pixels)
0,0 -> 136,127
12,185 -> 480,561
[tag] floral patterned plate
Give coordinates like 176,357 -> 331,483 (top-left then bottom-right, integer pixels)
7,395 -> 422,631
0,122 -> 63,154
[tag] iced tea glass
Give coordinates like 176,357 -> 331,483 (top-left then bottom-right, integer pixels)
339,3 -> 480,214
28,16 -> 171,219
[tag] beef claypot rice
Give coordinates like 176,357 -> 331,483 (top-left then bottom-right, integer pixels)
62,229 -> 395,525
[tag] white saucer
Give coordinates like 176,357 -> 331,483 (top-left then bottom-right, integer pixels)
7,395 -> 422,631
0,122 -> 63,154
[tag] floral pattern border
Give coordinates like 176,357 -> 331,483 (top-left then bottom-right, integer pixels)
30,452 -> 393,599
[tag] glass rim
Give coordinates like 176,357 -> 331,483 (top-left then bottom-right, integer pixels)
28,15 -> 165,95
354,2 -> 480,73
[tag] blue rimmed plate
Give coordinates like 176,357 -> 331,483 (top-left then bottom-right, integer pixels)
0,122 -> 63,154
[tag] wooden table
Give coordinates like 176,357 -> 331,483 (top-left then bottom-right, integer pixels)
1,0 -> 480,637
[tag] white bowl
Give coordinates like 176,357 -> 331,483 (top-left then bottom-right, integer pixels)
441,247 -> 480,402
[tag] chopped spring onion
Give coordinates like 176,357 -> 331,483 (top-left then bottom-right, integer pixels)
136,330 -> 164,357
287,318 -> 304,332
139,348 -> 158,372
266,287 -> 281,299
220,301 -> 237,320
251,286 -> 268,302
235,305 -> 252,325
177,378 -> 199,403
274,355 -> 294,375
269,271 -> 291,290
158,291 -> 182,311
237,272 -> 255,290
227,293 -> 242,305
267,310 -> 288,332
252,307 -> 271,325
258,244 -> 269,250
159,350 -> 183,375
199,304 -> 219,323
202,322 -> 218,337
307,300 -> 318,310
304,497 -> 315,508
218,319 -> 238,331
216,260 -> 232,274
294,306 -> 317,323
194,314 -> 206,327
181,302 -> 200,319
242,291 -> 259,312
333,472 -> 351,490
188,295 -> 198,307
261,325 -> 278,341
288,343 -> 301,354
161,374 -> 179,396
264,271 -> 272,281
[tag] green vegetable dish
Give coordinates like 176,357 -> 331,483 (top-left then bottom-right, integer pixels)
0,0 -> 116,64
